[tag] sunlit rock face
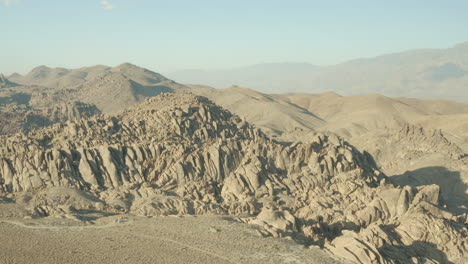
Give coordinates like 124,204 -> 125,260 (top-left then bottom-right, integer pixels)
0,93 -> 466,264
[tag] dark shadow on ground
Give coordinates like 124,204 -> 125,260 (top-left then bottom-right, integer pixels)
72,209 -> 118,222
379,224 -> 454,264
0,93 -> 31,106
0,196 -> 15,203
279,100 -> 325,121
294,217 -> 361,247
390,166 -> 467,214
131,80 -> 174,100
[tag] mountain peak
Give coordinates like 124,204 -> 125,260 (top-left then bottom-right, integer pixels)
31,65 -> 51,72
111,63 -> 170,85
114,62 -> 137,68
8,72 -> 22,79
112,62 -> 153,74
27,65 -> 52,78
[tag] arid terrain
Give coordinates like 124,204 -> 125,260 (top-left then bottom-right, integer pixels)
0,215 -> 347,264
0,64 -> 467,264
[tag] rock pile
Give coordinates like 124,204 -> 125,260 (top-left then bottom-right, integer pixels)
0,82 -> 100,135
395,124 -> 465,160
0,93 -> 466,264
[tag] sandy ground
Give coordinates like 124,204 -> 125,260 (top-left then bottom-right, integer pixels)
0,215 -> 347,264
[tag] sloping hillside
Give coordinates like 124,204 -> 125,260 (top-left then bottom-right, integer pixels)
278,92 -> 468,139
191,85 -> 324,135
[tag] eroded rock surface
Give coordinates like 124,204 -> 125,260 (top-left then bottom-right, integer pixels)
350,124 -> 468,217
0,93 -> 466,264
0,79 -> 102,135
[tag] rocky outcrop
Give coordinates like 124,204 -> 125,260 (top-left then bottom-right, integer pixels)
41,101 -> 100,124
0,93 -> 466,264
0,93 -> 374,193
396,124 -> 465,160
0,74 -> 18,89
0,100 -> 100,135
0,80 -> 101,135
350,123 -> 468,218
353,124 -> 465,169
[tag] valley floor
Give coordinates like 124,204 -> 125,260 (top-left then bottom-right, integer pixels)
0,215 -> 346,264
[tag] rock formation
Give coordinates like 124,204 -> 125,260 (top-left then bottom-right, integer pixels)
0,84 -> 100,135
0,74 -> 18,89
0,93 -> 466,264
350,124 -> 468,219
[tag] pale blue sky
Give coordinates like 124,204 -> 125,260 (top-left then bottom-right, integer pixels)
1,0 -> 467,75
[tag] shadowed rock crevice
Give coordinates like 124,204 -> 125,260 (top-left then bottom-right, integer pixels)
378,224 -> 454,264
391,166 -> 468,215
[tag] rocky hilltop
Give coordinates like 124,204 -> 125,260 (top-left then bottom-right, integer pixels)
0,63 -> 187,135
0,93 -> 466,264
9,63 -> 172,90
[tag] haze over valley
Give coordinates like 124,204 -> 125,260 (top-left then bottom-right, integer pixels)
171,42 -> 468,102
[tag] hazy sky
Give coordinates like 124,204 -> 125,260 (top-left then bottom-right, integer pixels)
1,0 -> 467,75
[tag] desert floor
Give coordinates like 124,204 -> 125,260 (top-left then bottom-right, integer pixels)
0,214 -> 347,264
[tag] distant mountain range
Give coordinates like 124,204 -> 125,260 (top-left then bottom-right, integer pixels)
169,42 -> 468,102
169,63 -> 320,95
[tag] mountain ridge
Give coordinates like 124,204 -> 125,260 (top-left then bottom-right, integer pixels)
169,41 -> 468,102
